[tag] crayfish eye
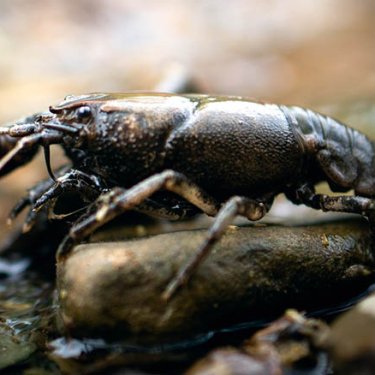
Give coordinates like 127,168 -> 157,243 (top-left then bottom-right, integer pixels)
76,106 -> 92,121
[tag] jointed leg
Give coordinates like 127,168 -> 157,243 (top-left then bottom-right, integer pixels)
8,165 -> 71,232
288,185 -> 375,251
9,167 -> 105,232
317,195 -> 375,214
162,196 -> 268,300
32,169 -> 106,213
9,176 -> 56,228
288,184 -> 375,215
57,170 -> 221,260
135,198 -> 199,221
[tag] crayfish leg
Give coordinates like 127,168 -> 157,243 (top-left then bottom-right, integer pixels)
162,196 -> 268,300
56,170 -> 221,261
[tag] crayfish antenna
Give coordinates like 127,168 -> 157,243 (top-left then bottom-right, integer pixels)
0,123 -> 38,137
0,125 -> 65,176
0,126 -> 11,135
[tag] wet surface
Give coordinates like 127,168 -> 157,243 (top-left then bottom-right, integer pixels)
57,219 -> 375,339
1,1 -> 375,373
0,215 -> 374,373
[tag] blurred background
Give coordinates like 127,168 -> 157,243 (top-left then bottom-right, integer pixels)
0,0 -> 375,223
1,0 -> 375,120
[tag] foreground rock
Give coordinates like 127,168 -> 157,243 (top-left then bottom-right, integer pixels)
327,292 -> 375,374
186,310 -> 329,375
57,219 -> 375,340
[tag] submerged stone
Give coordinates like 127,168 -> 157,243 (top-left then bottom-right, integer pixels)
56,219 -> 375,340
328,292 -> 375,374
0,322 -> 36,370
186,310 -> 329,375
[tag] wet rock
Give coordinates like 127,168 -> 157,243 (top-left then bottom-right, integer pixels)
0,322 -> 37,370
327,292 -> 375,374
243,310 -> 329,369
57,219 -> 375,340
186,347 -> 278,375
186,310 -> 329,375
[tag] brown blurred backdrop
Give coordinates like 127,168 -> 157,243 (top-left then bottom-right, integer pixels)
1,0 -> 375,121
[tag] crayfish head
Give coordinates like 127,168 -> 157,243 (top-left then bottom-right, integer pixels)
48,94 -> 110,147
49,94 -> 103,126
